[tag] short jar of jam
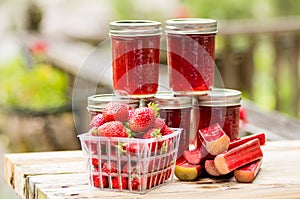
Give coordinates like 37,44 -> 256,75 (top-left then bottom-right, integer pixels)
193,88 -> 242,147
165,18 -> 217,95
87,94 -> 140,120
150,92 -> 192,156
109,20 -> 162,98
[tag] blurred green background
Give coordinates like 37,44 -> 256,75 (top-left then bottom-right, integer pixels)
1,0 -> 300,198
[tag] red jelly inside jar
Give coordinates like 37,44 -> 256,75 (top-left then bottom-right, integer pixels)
87,94 -> 139,121
193,88 -> 242,147
109,20 -> 162,98
150,93 -> 192,157
165,18 -> 217,95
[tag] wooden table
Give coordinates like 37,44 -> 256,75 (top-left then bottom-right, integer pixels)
3,140 -> 300,199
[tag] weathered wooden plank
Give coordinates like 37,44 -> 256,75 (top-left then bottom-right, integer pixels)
3,150 -> 84,198
16,140 -> 300,199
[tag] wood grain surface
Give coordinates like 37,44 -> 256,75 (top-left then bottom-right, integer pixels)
4,140 -> 300,199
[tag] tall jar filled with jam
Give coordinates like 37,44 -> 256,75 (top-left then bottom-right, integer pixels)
109,20 -> 162,98
150,92 -> 192,156
87,94 -> 140,121
193,88 -> 242,148
165,18 -> 217,95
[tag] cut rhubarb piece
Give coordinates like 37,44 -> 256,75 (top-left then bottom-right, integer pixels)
199,123 -> 230,155
214,139 -> 263,175
229,132 -> 266,150
183,146 -> 213,165
174,161 -> 202,181
234,159 -> 263,183
204,160 -> 222,177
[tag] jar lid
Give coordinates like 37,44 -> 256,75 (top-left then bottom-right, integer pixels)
151,92 -> 192,109
165,18 -> 217,34
109,20 -> 162,37
194,88 -> 242,106
87,94 -> 140,112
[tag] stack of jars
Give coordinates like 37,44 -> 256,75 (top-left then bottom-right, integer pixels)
87,18 -> 242,156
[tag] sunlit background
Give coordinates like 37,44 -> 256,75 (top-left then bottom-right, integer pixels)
1,0 -> 300,198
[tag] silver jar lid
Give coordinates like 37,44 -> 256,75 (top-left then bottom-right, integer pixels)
165,18 -> 217,34
151,92 -> 192,109
194,88 -> 242,107
87,94 -> 140,112
109,20 -> 162,37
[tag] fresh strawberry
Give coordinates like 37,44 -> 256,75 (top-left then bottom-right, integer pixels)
128,109 -> 135,118
112,176 -> 128,190
162,126 -> 173,136
128,107 -> 155,132
97,121 -> 128,137
102,161 -> 118,174
143,128 -> 162,139
152,118 -> 166,132
123,142 -> 145,154
146,168 -> 172,188
92,168 -> 108,188
130,176 -> 140,191
143,128 -> 163,152
103,102 -> 129,122
92,174 -> 109,188
89,114 -> 105,129
91,158 -> 99,168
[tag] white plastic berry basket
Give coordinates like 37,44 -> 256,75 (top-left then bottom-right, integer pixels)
78,128 -> 182,194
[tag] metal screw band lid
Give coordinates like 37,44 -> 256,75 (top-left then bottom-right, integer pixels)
165,18 -> 217,34
109,20 -> 162,37
194,88 -> 242,107
87,94 -> 140,112
150,92 -> 192,109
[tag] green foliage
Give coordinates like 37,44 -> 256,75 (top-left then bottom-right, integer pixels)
181,0 -> 255,19
111,0 -> 135,19
0,55 -> 68,112
181,0 -> 300,19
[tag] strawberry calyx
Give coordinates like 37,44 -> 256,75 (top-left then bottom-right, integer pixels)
115,142 -> 127,154
151,129 -> 162,138
90,127 -> 99,136
147,102 -> 160,118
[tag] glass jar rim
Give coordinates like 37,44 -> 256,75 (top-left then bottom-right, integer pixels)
150,92 -> 192,109
87,94 -> 140,111
194,88 -> 242,107
165,18 -> 217,34
109,20 -> 162,37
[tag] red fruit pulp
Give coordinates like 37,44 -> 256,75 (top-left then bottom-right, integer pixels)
167,34 -> 215,93
111,36 -> 160,97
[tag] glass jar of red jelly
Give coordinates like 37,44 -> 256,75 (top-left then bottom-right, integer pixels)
193,88 -> 242,147
165,18 -> 217,95
150,92 -> 192,156
87,94 -> 140,120
109,20 -> 162,98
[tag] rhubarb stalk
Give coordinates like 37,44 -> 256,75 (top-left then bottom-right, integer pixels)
234,159 -> 262,183
229,132 -> 266,150
199,123 -> 230,155
214,139 -> 263,175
